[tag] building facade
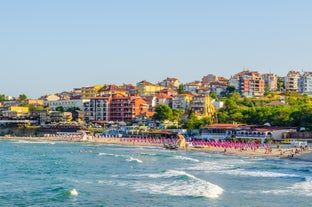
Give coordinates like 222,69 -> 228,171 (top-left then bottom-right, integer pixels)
299,72 -> 312,95
285,70 -> 301,92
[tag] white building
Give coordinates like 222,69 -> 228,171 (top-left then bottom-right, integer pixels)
299,72 -> 312,95
44,99 -> 88,111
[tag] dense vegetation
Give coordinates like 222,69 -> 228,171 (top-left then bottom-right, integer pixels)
153,92 -> 312,131
217,92 -> 312,130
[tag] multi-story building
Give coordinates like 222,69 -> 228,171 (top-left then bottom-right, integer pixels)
285,70 -> 301,92
299,72 -> 312,95
230,70 -> 264,97
262,73 -> 278,92
44,99 -> 88,111
2,106 -> 29,118
202,74 -> 217,86
159,77 -> 180,88
110,94 -> 149,122
155,93 -> 173,108
136,80 -> 165,97
84,97 -> 110,122
209,81 -> 227,96
197,87 -> 210,95
84,94 -> 149,122
183,81 -> 201,93
120,84 -> 137,96
172,94 -> 193,111
98,84 -> 126,96
190,95 -> 215,117
81,85 -> 104,99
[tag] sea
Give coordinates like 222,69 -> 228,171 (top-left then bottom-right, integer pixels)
1,139 -> 312,207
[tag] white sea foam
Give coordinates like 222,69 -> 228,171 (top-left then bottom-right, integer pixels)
132,170 -> 223,199
126,157 -> 143,163
98,152 -> 143,163
174,155 -> 199,162
218,169 -> 298,178
69,188 -> 78,196
15,140 -> 56,144
289,177 -> 312,196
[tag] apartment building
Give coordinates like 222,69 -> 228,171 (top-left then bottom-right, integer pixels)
81,85 -> 104,99
159,77 -> 180,88
84,94 -> 149,122
262,73 -> 278,92
172,94 -> 193,111
299,72 -> 312,95
285,70 -> 301,92
230,70 -> 264,97
136,80 -> 165,97
190,95 -> 215,117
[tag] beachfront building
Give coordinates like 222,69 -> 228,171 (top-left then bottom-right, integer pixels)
299,72 -> 312,95
190,95 -> 215,117
262,73 -> 278,92
285,70 -> 301,92
136,80 -> 165,97
81,85 -> 104,99
200,124 -> 296,144
172,94 -> 193,111
200,124 -> 241,140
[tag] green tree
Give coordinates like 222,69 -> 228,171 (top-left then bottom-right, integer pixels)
172,109 -> 185,122
0,94 -> 5,101
55,106 -> 65,112
153,104 -> 173,121
177,84 -> 186,94
19,94 -> 27,100
210,92 -> 217,99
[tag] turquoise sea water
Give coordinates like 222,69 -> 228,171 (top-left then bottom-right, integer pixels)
1,139 -> 312,207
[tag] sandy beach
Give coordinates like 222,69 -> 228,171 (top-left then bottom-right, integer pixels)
1,135 -> 311,160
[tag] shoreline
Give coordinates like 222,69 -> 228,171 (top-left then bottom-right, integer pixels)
1,136 -> 311,161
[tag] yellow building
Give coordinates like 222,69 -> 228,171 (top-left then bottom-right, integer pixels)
190,95 -> 215,117
27,99 -> 44,106
2,106 -> 29,118
136,80 -> 165,97
81,85 -> 104,99
10,106 -> 29,114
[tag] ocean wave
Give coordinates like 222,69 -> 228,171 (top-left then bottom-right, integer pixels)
126,157 -> 143,163
260,178 -> 312,197
98,152 -> 142,163
219,169 -> 298,178
132,170 -> 223,199
14,140 -> 56,144
174,155 -> 199,162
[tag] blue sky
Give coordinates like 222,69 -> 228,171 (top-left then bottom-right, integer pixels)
1,0 -> 312,98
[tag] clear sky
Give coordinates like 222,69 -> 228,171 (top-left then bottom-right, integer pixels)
1,0 -> 312,98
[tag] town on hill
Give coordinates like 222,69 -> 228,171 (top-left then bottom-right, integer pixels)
0,70 -> 312,142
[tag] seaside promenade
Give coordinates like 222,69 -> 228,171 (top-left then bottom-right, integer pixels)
1,135 -> 311,160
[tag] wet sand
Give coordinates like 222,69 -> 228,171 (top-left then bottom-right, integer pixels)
1,136 -> 311,160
